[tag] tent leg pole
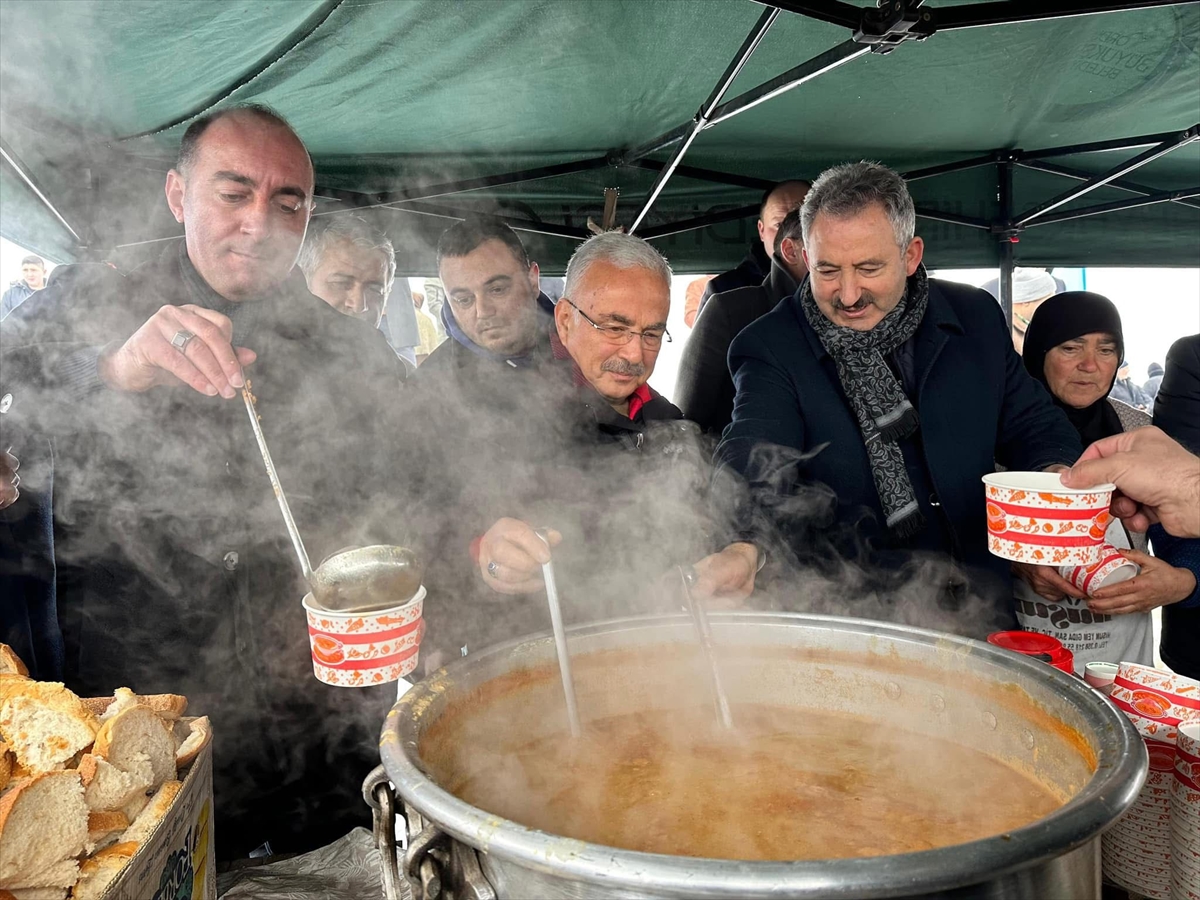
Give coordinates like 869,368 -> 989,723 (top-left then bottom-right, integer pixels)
997,158 -> 1016,338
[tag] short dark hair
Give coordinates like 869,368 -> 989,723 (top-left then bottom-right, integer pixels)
772,208 -> 803,257
436,218 -> 530,270
19,255 -> 44,268
759,179 -> 812,219
175,103 -> 309,175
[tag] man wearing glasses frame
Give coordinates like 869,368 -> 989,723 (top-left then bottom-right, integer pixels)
469,233 -> 759,632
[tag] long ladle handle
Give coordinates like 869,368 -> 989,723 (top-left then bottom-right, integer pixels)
680,566 -> 734,730
241,388 -> 314,584
536,528 -> 581,738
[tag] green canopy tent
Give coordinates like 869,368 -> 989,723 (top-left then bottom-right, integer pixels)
1,0 -> 1197,318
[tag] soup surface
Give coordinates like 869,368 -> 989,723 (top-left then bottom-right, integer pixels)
446,704 -> 1064,860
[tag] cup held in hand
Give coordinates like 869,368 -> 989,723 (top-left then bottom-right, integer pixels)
302,586 -> 425,687
1059,544 -> 1139,597
982,472 -> 1115,567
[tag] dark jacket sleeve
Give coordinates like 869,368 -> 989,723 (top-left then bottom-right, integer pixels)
1149,525 -> 1200,609
988,301 -> 1082,471
1153,334 -> 1200,455
675,298 -> 734,434
0,264 -> 130,437
712,330 -> 815,547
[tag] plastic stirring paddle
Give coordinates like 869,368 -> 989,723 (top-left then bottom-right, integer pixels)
679,565 -> 734,730
536,528 -> 581,738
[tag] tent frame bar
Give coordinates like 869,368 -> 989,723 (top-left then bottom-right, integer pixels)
1015,159 -> 1200,212
759,0 -> 1191,31
1022,185 -> 1200,227
94,0 -> 1200,262
1014,124 -> 1200,226
313,155 -> 613,217
377,200 -> 590,241
638,204 -> 763,240
0,137 -> 86,248
629,159 -> 776,191
630,6 -> 782,232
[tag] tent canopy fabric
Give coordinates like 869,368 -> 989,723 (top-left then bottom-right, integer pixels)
0,0 -> 1197,273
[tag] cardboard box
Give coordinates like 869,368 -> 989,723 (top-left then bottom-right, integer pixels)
102,737 -> 216,900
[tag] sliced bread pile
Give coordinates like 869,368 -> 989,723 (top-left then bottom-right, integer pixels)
0,646 -> 209,900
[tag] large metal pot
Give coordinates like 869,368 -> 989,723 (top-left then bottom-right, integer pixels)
380,613 -> 1146,899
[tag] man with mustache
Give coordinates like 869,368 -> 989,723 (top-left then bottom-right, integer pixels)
420,233 -> 718,667
1,105 -> 408,858
703,161 -> 1082,634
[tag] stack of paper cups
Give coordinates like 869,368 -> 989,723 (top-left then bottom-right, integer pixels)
1173,721 -> 1200,900
1104,662 -> 1200,899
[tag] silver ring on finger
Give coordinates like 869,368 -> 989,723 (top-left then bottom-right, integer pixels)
487,561 -> 500,577
170,330 -> 196,353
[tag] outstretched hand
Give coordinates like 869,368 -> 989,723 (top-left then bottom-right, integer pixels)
1062,427 -> 1200,538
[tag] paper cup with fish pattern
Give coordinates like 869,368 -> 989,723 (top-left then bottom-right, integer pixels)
982,472 -> 1114,567
302,586 -> 425,687
1060,544 -> 1139,597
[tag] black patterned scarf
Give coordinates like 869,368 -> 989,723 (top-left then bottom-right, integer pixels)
799,265 -> 930,538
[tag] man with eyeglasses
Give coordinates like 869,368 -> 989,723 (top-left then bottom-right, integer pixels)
419,232 -> 742,671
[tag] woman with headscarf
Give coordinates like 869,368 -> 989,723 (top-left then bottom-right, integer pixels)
1012,292 -> 1196,671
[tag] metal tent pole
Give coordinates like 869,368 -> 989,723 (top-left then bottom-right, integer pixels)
1015,159 -> 1200,212
622,39 -> 869,167
376,200 -> 590,241
997,157 -> 1017,330
1020,126 -> 1200,161
1014,125 -> 1200,226
312,156 -> 612,217
639,204 -> 762,240
930,0 -> 1197,30
629,6 -> 781,233
0,138 -> 87,249
1022,186 -> 1200,227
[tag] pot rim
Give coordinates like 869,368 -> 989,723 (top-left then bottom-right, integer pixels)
380,612 -> 1147,899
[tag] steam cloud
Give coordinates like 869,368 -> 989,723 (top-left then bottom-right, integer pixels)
0,0 -> 1017,856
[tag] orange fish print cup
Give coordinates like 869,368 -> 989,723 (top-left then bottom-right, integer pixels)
982,471 -> 1115,567
302,585 -> 425,687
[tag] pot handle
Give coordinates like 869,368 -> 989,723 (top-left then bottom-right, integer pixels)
363,766 -> 414,900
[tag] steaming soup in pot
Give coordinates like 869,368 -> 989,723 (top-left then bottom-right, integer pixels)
445,704 -> 1065,860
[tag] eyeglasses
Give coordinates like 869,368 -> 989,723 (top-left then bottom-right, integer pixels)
564,299 -> 672,349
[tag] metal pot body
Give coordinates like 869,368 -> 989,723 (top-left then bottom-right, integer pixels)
380,613 -> 1146,899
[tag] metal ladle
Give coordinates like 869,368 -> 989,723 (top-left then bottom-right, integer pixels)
242,389 -> 422,612
535,527 -> 581,738
679,565 -> 734,730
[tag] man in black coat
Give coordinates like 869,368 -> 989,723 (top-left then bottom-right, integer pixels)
677,205 -> 809,435
697,179 -> 810,314
0,106 -> 413,859
705,162 -> 1083,635
1150,334 -> 1200,678
420,233 -> 730,669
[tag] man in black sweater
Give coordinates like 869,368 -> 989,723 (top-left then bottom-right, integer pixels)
1,105 -> 411,860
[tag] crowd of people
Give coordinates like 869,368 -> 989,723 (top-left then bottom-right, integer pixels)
1,103 -> 1197,862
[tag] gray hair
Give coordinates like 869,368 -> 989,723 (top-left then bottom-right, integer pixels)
563,232 -> 672,299
800,161 -> 915,250
297,215 -> 395,285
